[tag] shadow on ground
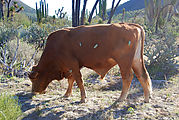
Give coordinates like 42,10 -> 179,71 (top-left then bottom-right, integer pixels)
16,77 -> 170,119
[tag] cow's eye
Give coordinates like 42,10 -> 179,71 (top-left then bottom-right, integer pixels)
29,71 -> 38,80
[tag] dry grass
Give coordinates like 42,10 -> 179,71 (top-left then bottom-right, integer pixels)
0,66 -> 179,119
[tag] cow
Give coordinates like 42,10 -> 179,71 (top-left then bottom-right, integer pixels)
29,23 -> 152,103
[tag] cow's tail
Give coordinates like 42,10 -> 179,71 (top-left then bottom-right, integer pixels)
139,25 -> 145,65
131,23 -> 145,65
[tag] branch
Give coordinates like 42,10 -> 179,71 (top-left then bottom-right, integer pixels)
26,46 -> 40,67
107,0 -> 121,24
88,0 -> 99,23
0,59 -> 8,68
155,3 -> 174,32
10,38 -> 20,68
0,46 -> 8,68
80,0 -> 88,25
4,0 -> 8,3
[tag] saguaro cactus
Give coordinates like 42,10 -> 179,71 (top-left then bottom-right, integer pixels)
121,8 -> 125,22
36,0 -> 49,23
98,0 -> 107,21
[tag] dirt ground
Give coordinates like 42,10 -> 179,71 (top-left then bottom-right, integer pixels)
0,67 -> 179,120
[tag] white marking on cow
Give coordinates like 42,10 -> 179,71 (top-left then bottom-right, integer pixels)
79,42 -> 82,47
69,70 -> 72,73
93,44 -> 98,48
128,40 -> 131,46
134,27 -> 141,60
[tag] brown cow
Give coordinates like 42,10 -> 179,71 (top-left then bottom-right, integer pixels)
29,23 -> 152,103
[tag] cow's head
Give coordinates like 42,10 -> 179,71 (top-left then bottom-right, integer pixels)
29,65 -> 64,94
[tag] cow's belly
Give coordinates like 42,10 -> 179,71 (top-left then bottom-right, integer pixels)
83,58 -> 117,78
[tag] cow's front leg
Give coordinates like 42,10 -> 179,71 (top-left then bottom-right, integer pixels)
64,77 -> 75,98
119,69 -> 133,101
72,71 -> 86,103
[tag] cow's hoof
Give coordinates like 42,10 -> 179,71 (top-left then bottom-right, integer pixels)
80,99 -> 85,103
118,97 -> 126,102
144,99 -> 149,103
63,95 -> 70,98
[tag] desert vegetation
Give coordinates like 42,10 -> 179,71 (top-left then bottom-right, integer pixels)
0,0 -> 178,119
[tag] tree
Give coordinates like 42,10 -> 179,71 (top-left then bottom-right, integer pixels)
99,0 -> 107,21
80,0 -> 88,25
5,0 -> 12,19
72,0 -> 101,26
144,0 -> 177,32
107,0 -> 121,24
55,7 -> 67,19
88,0 -> 99,24
0,0 -> 23,21
10,2 -> 24,21
72,0 -> 81,27
0,0 -> 4,20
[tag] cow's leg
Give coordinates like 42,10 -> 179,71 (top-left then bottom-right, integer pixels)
132,59 -> 152,103
64,77 -> 75,98
72,69 -> 86,103
118,68 -> 133,101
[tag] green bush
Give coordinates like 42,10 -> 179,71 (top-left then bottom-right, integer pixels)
0,93 -> 22,120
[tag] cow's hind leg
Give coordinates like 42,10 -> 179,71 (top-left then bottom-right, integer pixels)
132,59 -> 152,103
118,68 -> 133,101
64,77 -> 75,98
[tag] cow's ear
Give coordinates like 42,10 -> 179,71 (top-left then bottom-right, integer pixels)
29,66 -> 39,79
32,65 -> 38,71
29,71 -> 38,80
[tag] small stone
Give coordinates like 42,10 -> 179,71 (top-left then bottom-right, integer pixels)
79,42 -> 82,47
128,40 -> 131,46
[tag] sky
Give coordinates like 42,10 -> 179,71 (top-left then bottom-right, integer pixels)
22,0 -> 129,16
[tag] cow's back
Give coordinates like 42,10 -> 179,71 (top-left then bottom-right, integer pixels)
65,23 -> 139,67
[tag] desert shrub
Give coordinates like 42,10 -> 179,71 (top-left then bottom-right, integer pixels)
0,23 -> 17,47
14,13 -> 32,27
0,23 -> 42,77
21,24 -> 48,47
144,27 -> 178,80
0,93 -> 22,120
21,23 -> 60,48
